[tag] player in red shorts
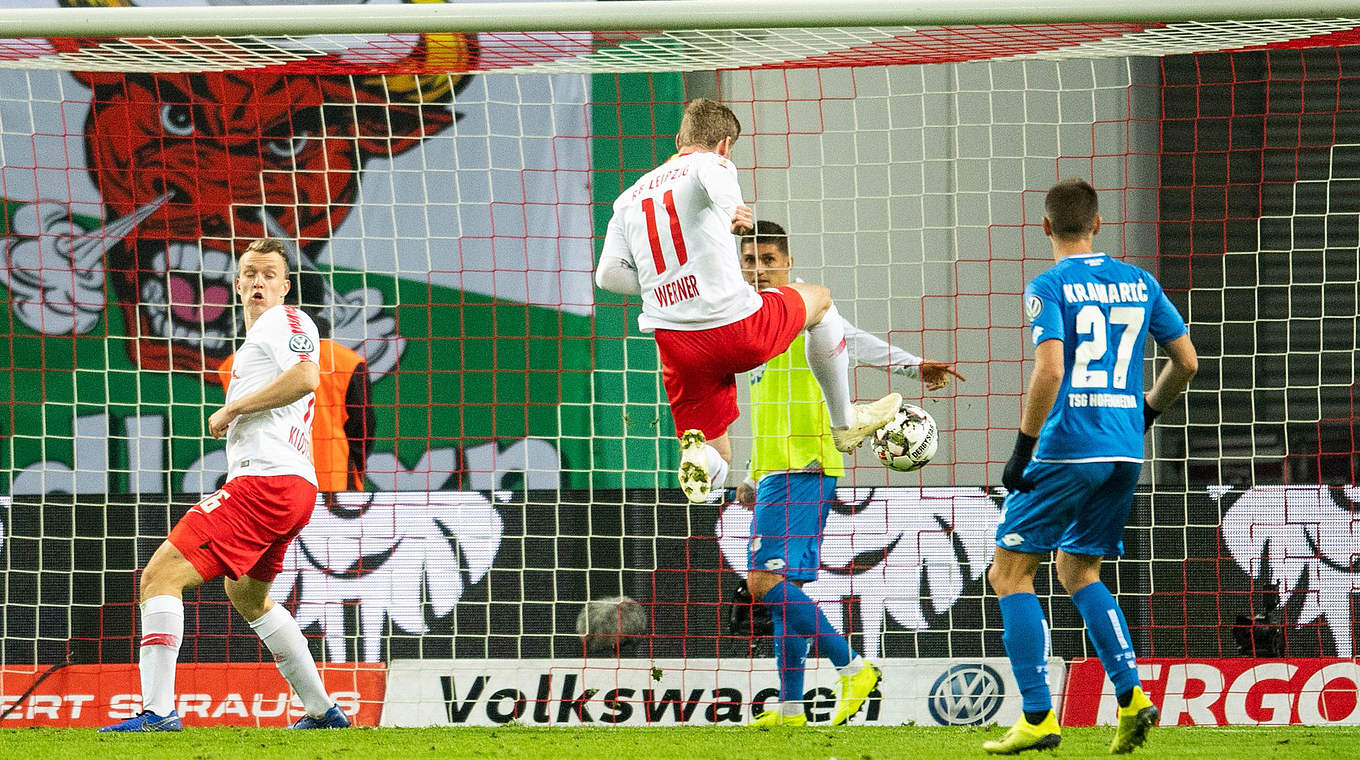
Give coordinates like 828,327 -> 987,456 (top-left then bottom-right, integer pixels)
596,98 -> 900,503
101,239 -> 348,732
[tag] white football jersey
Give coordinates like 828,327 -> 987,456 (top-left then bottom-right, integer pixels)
600,151 -> 762,332
222,304 -> 320,486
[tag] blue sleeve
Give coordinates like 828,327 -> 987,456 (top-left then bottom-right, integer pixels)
1024,276 -> 1063,346
1146,275 -> 1188,344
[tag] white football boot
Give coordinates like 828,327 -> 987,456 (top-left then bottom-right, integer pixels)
678,429 -> 711,503
831,393 -> 903,453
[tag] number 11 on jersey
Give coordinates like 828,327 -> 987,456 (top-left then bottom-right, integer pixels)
642,189 -> 688,275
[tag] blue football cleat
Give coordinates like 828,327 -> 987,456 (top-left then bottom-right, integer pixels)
289,703 -> 350,729
98,709 -> 183,732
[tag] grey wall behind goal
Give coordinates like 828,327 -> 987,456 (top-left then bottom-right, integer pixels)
705,57 -> 1162,486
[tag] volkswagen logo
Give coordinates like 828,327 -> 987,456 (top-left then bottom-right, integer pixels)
927,663 -> 1005,725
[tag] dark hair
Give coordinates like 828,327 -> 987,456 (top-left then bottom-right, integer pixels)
741,219 -> 789,254
1045,177 -> 1100,239
675,98 -> 741,149
243,237 -> 291,276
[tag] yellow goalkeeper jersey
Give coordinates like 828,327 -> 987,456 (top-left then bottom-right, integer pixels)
748,333 -> 844,482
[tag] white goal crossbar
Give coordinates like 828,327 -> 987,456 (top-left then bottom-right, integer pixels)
1,1 -> 1360,36
0,1 -> 1358,75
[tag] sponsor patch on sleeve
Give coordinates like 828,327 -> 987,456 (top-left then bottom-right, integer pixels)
288,334 -> 315,354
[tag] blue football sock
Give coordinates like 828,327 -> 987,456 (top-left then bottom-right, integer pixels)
1072,581 -> 1141,698
999,592 -> 1052,714
771,615 -> 809,704
764,580 -> 853,668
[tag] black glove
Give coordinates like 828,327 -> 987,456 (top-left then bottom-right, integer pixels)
1002,432 -> 1037,493
728,580 -> 773,637
1143,398 -> 1163,432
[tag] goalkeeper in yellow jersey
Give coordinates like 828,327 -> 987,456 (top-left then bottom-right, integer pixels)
737,221 -> 962,726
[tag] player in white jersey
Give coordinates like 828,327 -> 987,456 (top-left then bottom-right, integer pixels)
101,239 -> 349,732
595,98 -> 901,503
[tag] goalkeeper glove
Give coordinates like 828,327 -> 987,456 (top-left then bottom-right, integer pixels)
728,580 -> 773,637
1143,398 -> 1163,432
1002,432 -> 1037,493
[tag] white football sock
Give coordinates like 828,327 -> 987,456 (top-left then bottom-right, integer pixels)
138,594 -> 183,717
804,303 -> 853,429
838,655 -> 866,677
780,700 -> 804,718
249,604 -> 333,717
704,445 -> 730,487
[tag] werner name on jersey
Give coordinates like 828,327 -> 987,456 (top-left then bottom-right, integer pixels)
601,151 -> 762,332
223,304 -> 321,486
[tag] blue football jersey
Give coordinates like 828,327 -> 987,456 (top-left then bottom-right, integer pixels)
1023,252 -> 1188,462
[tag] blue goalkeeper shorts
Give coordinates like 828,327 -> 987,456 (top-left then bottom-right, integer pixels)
748,471 -> 836,582
995,459 -> 1142,556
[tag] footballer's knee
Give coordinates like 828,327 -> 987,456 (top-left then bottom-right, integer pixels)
787,282 -> 831,327
746,570 -> 783,601
224,577 -> 276,622
1055,552 -> 1102,594
138,540 -> 202,601
987,549 -> 1040,597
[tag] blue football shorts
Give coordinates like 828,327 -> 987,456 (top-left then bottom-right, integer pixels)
995,460 -> 1142,556
748,471 -> 836,582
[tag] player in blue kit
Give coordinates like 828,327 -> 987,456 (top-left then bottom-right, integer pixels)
984,179 -> 1197,755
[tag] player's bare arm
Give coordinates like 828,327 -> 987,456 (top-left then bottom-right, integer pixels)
1018,339 -> 1064,437
209,361 -> 320,439
1145,333 -> 1198,414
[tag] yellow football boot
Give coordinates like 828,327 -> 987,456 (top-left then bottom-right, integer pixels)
983,710 -> 1061,754
750,709 -> 808,728
1110,686 -> 1158,754
830,662 -> 882,725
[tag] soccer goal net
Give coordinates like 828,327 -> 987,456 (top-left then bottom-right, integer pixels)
0,0 -> 1357,728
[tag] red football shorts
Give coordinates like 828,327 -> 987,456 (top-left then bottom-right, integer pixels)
654,287 -> 807,439
168,474 -> 319,583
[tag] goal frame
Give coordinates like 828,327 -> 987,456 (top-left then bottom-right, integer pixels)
0,0 -> 1358,40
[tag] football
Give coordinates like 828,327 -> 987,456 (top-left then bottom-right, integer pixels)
871,402 -> 938,472
575,595 -> 648,655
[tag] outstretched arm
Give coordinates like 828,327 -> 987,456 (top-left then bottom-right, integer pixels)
843,319 -> 965,390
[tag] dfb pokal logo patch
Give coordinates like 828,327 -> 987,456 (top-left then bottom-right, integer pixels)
927,663 -> 1005,725
1025,295 -> 1043,320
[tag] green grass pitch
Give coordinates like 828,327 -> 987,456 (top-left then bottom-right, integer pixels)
1,726 -> 1357,760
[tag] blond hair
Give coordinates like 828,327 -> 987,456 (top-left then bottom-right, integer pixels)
675,98 -> 741,150
242,238 -> 291,276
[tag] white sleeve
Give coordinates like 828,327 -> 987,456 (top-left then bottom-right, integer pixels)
261,308 -> 320,370
842,317 -> 922,378
695,155 -> 744,217
596,213 -> 641,294
596,255 -> 642,295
